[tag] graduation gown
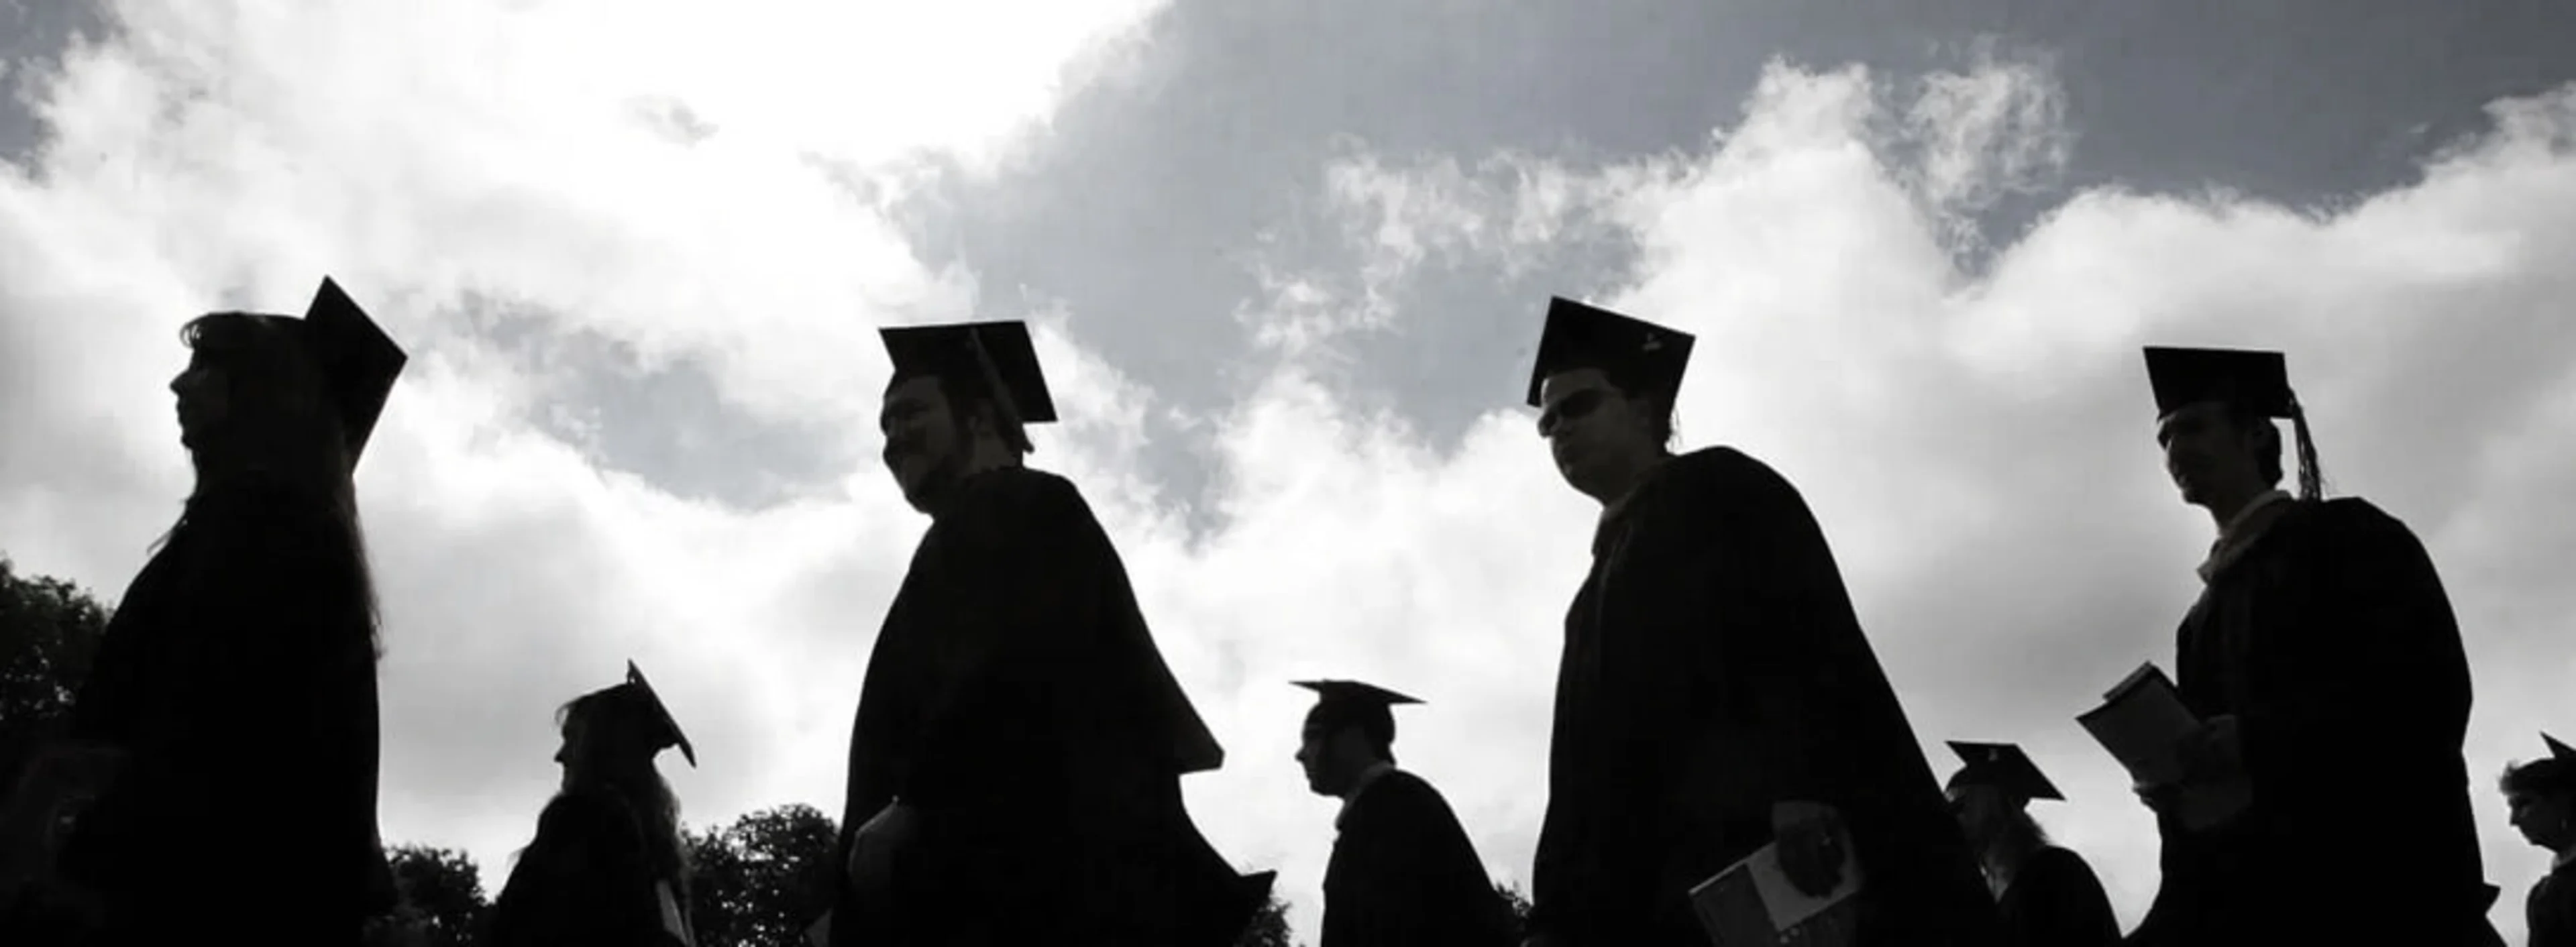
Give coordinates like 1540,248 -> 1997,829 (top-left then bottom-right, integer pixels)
50,481 -> 391,944
2128,498 -> 2502,947
1320,768 -> 1517,947
486,788 -> 692,947
828,466 -> 1267,947
2530,860 -> 2575,947
1526,447 -> 1996,947
1994,846 -> 2119,947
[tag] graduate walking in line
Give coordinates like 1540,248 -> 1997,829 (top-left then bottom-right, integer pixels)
0,278 -> 407,946
826,321 -> 1273,946
2502,732 -> 2576,947
2123,346 -> 2503,947
486,662 -> 702,947
1292,680 -> 1517,947
1514,298 -> 1996,947
1943,741 -> 2120,947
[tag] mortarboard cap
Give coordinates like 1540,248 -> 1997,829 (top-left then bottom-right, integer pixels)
879,320 -> 1058,426
2142,346 -> 2294,420
2545,732 -> 2574,761
299,278 -> 408,461
1293,679 -> 1422,748
1524,297 -> 1695,409
2142,345 -> 2329,500
621,660 -> 696,768
1944,740 -> 2063,801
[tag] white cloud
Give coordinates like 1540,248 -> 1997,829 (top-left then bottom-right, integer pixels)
5,12 -> 2575,947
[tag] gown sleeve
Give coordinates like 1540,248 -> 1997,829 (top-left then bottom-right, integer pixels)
1326,775 -> 1517,947
1603,453 -> 1882,848
2232,502 -> 2469,800
902,471 -> 1207,815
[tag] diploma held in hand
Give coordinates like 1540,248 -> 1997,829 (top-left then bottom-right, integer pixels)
2078,662 -> 2250,830
1688,828 -> 1866,947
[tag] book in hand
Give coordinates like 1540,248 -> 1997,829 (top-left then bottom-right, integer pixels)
1688,832 -> 1866,947
2076,661 -> 2250,830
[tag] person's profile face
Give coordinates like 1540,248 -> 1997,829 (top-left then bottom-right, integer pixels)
2507,789 -> 2573,850
1538,368 -> 1651,493
1945,782 -> 2010,846
1293,722 -> 1331,795
170,348 -> 231,451
2155,400 -> 2265,507
555,713 -> 591,784
1293,722 -> 1360,797
880,376 -> 967,510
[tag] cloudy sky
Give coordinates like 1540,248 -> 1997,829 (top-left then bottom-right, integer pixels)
5,0 -> 2575,940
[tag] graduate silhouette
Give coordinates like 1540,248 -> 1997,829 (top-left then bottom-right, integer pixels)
1292,680 -> 1515,947
1517,298 -> 1995,947
487,661 -> 701,947
2125,346 -> 2503,947
1942,741 -> 2118,947
827,321 -> 1273,946
2502,732 -> 2576,947
2,278 -> 407,946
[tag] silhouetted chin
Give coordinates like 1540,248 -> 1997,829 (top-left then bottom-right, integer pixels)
2171,477 -> 2205,507
898,478 -> 949,515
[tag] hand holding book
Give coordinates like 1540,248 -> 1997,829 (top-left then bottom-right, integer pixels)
1689,813 -> 1866,947
1772,800 -> 1849,897
2078,663 -> 2251,831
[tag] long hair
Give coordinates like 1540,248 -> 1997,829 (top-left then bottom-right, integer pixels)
554,691 -> 694,894
1959,789 -> 2052,868
1998,803 -> 2051,851
160,312 -> 385,657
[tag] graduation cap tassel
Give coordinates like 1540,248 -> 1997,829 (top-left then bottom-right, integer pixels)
964,330 -> 1035,456
2288,394 -> 2325,501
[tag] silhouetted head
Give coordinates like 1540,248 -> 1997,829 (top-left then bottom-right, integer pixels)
1291,680 -> 1418,798
877,321 -> 1055,514
1944,742 -> 2059,858
161,280 -> 405,655
171,278 -> 404,492
553,663 -> 694,786
545,663 -> 696,887
1526,298 -> 1691,505
173,313 -> 345,487
2502,734 -> 2576,853
2144,346 -> 2318,517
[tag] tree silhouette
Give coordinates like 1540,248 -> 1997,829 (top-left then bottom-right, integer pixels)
1496,881 -> 1534,940
1233,887 -> 1293,947
0,557 -> 112,789
384,844 -> 492,947
686,803 -> 841,947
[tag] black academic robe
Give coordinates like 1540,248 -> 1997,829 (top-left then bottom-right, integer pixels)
50,481 -> 390,944
486,788 -> 691,947
1320,768 -> 1517,947
828,466 -> 1269,947
2127,498 -> 2502,947
2529,860 -> 2575,947
1994,846 -> 2119,947
1526,447 -> 1996,947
